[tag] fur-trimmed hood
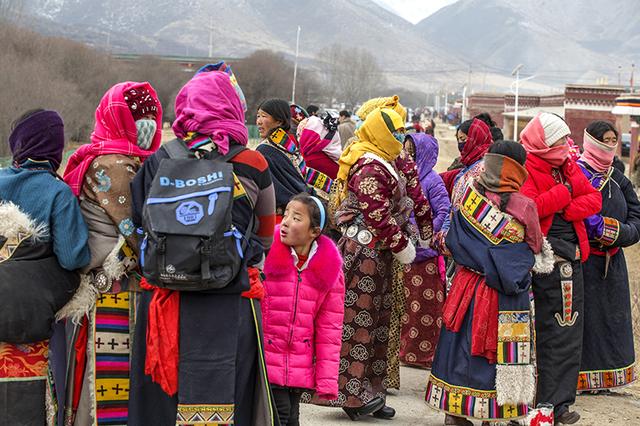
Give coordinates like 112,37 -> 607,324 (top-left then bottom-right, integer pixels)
0,201 -> 48,241
264,226 -> 343,291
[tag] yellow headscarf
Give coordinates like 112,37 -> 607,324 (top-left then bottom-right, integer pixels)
356,95 -> 407,122
334,107 -> 405,205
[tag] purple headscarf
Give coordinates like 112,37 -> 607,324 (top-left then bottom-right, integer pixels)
172,71 -> 248,155
9,110 -> 65,169
408,133 -> 439,185
406,133 -> 451,262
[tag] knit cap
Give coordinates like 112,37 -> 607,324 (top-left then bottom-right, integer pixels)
123,87 -> 159,121
538,112 -> 570,146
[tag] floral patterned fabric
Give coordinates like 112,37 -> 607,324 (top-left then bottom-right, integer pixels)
82,154 -> 140,252
399,258 -> 445,368
308,239 -> 395,408
0,341 -> 51,425
311,151 -> 432,407
0,341 -> 49,378
336,150 -> 432,253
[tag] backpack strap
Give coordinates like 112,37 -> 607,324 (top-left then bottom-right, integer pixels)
163,139 -> 195,159
206,143 -> 255,262
207,143 -> 248,162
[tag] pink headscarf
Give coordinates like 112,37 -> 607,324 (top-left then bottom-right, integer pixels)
172,71 -> 248,155
63,82 -> 163,196
521,114 -> 570,167
580,129 -> 617,172
298,116 -> 342,161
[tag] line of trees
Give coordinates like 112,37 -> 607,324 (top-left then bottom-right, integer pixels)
0,20 -> 416,157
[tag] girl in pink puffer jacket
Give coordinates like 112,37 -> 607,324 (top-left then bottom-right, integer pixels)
262,193 -> 345,426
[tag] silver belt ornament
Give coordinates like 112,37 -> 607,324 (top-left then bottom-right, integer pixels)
92,270 -> 112,293
554,261 -> 578,327
345,224 -> 374,246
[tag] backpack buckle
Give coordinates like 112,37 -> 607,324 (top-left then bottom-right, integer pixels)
200,237 -> 212,255
157,236 -> 167,253
200,237 -> 212,281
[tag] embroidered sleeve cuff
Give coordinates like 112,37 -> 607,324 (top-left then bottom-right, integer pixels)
598,217 -> 620,246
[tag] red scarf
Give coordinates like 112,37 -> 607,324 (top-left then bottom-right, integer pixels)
460,119 -> 492,166
441,119 -> 493,195
442,267 -> 498,363
63,82 -> 163,195
140,268 -> 264,396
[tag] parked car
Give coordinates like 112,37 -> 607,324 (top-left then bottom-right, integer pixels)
622,133 -> 631,157
323,108 -> 340,119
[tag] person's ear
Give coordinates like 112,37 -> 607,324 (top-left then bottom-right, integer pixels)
311,226 -> 322,239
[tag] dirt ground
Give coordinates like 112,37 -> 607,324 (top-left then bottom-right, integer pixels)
64,125 -> 640,424
303,122 -> 640,425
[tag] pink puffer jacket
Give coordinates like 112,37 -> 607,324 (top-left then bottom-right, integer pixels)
261,228 -> 345,399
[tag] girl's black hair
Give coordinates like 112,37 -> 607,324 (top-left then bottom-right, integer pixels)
474,112 -> 496,128
489,139 -> 526,165
479,140 -> 526,211
290,193 -> 327,231
474,112 -> 503,141
586,121 -> 618,142
11,108 -> 45,131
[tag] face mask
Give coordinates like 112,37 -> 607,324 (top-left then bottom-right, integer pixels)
393,131 -> 405,144
458,142 -> 466,153
136,119 -> 157,150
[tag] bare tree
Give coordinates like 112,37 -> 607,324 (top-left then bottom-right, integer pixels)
232,50 -> 320,122
316,44 -> 386,109
0,0 -> 23,21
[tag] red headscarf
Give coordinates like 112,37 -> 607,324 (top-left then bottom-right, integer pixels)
63,82 -> 162,195
460,119 -> 492,166
441,118 -> 493,195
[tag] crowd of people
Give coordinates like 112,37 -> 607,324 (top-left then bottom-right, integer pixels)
1,62 -> 639,426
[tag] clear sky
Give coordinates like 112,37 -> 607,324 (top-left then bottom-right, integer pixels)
377,0 -> 459,24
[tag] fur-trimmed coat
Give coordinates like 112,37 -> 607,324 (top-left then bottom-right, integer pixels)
261,228 -> 345,398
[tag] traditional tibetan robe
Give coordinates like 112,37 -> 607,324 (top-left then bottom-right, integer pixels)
576,161 -> 640,391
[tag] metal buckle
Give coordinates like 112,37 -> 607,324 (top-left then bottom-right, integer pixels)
93,270 -> 112,293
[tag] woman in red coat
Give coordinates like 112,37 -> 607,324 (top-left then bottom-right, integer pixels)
520,112 -> 602,425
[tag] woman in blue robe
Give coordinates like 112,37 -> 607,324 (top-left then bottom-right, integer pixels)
425,141 -> 554,426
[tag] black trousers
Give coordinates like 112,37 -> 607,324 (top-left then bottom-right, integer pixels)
532,259 -> 584,415
272,386 -> 302,426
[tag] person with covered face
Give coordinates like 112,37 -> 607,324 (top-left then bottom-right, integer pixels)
61,81 -> 163,425
399,133 -> 450,369
576,121 -> 640,394
426,140 -> 551,426
434,118 -> 493,254
520,112 -> 602,425
296,114 -> 342,179
312,107 -> 432,421
0,109 -> 90,425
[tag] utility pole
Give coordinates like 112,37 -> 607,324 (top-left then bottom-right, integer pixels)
208,16 -> 214,59
618,65 -> 622,86
512,64 -> 524,140
291,26 -> 301,104
444,91 -> 449,115
462,85 -> 468,121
